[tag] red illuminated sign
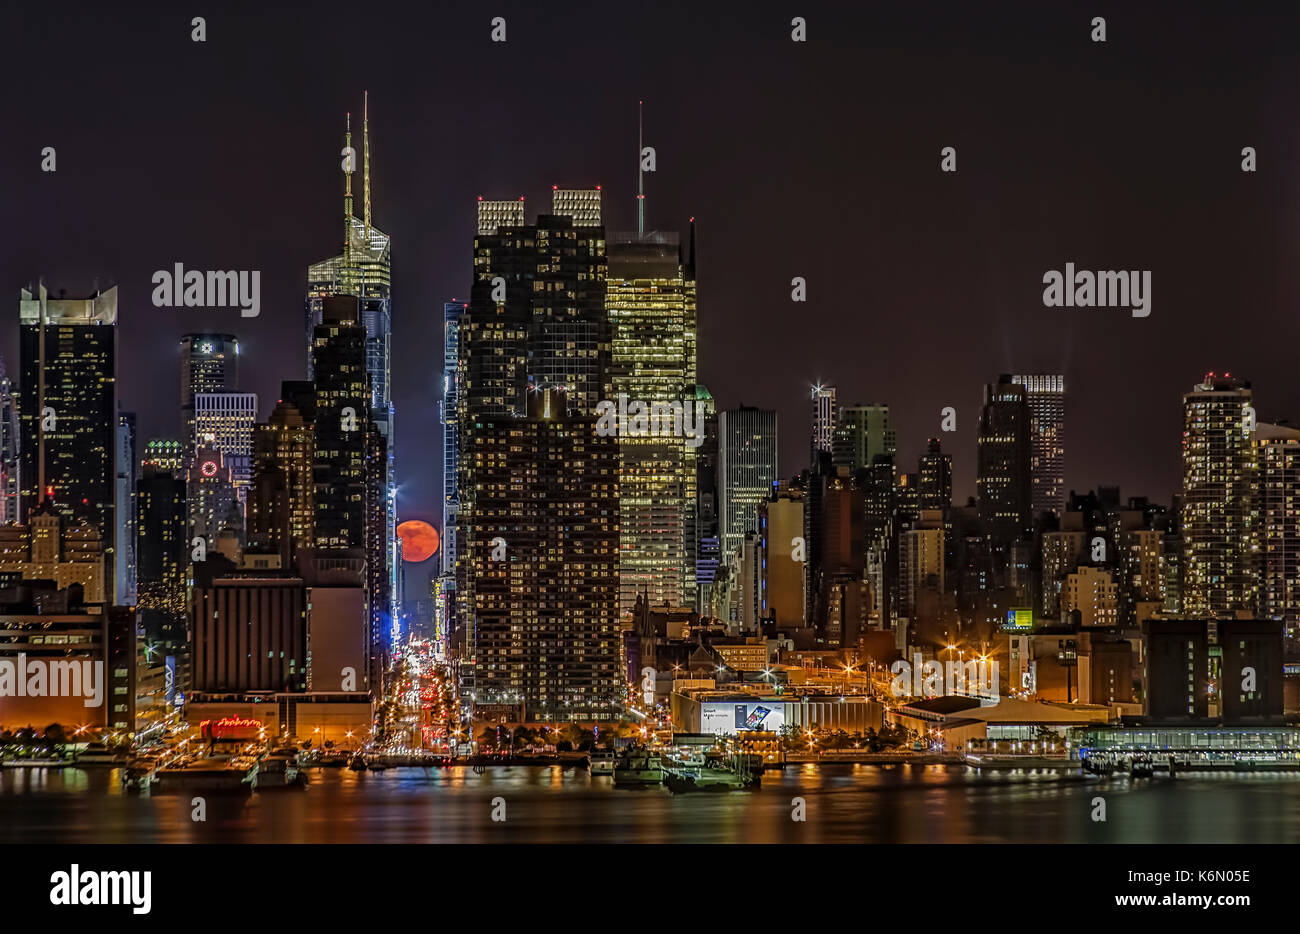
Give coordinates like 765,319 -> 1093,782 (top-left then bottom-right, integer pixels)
199,716 -> 264,738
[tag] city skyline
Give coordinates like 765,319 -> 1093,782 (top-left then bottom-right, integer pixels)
7,1 -> 1300,584
5,1 -> 1300,872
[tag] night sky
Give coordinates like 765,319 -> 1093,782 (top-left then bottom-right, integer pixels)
5,1 -> 1300,600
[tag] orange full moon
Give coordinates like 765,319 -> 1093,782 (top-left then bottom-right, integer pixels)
397,521 -> 440,563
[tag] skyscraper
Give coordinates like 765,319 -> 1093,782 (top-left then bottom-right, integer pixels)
142,437 -> 186,472
606,219 -> 698,613
311,294 -> 388,689
760,482 -> 805,629
187,445 -> 240,562
461,201 -> 608,417
460,388 -> 620,720
192,391 -> 257,487
457,197 -> 609,653
440,300 -> 466,579
476,197 -> 525,236
0,356 -> 20,524
718,406 -> 778,558
899,512 -> 945,620
136,461 -> 187,653
552,187 -> 603,226
811,466 -> 869,645
248,398 -> 314,566
1181,373 -> 1258,618
1011,373 -> 1066,517
1256,422 -> 1300,651
693,388 -> 720,615
311,296 -> 368,551
115,411 -> 136,604
810,384 -> 837,463
917,438 -> 953,511
179,333 -> 238,440
977,374 -> 1032,545
18,285 -> 118,602
832,404 -> 895,472
306,95 -> 396,645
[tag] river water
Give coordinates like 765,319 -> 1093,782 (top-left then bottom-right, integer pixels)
2,763 -> 1298,843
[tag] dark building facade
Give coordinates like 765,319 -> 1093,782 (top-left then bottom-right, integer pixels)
190,558 -> 307,694
312,295 -> 368,550
136,464 -> 188,653
310,296 -> 386,695
1143,619 -> 1210,721
1219,618 -> 1284,722
977,374 -> 1032,547
18,286 -> 118,602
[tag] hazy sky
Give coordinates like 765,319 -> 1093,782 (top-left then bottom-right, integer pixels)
6,1 -> 1300,599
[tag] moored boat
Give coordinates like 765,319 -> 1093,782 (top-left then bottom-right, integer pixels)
613,747 -> 664,786
590,749 -> 615,776
153,757 -> 254,794
254,748 -> 307,789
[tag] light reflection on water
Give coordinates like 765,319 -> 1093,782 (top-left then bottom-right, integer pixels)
1,763 -> 1298,843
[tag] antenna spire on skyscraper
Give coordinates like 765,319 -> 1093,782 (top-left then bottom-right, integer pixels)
343,111 -> 354,262
363,90 -> 372,238
637,100 -> 645,238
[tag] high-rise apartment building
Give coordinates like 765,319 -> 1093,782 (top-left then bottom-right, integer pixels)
461,203 -> 608,418
1063,565 -> 1118,627
18,285 -> 118,602
718,406 -> 778,559
1181,374 -> 1258,618
1041,526 -> 1086,618
456,197 -> 609,662
1255,422 -> 1300,650
899,511 -> 945,620
1011,373 -> 1065,516
460,389 -> 620,720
